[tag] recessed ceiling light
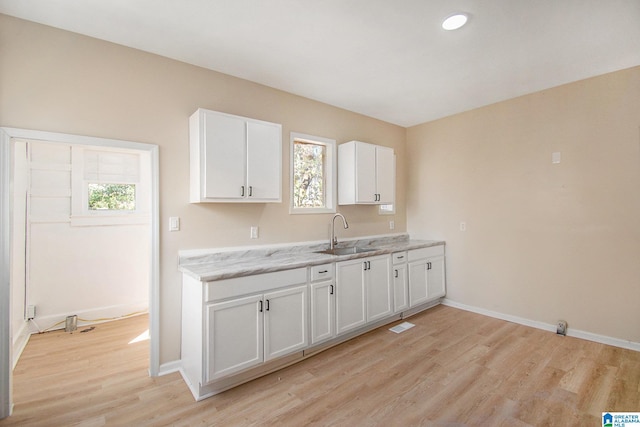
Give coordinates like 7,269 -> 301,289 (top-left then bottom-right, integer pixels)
442,13 -> 468,31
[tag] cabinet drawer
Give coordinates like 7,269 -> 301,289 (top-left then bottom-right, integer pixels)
392,252 -> 407,264
205,268 -> 307,302
310,264 -> 334,282
408,245 -> 445,261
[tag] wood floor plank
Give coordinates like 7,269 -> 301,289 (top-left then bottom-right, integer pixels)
1,306 -> 639,426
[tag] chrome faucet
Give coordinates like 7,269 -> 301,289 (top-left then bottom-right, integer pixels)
330,213 -> 349,250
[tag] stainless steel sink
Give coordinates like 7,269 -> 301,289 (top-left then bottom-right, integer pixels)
316,247 -> 377,256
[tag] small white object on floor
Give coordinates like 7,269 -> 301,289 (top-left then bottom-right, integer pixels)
389,321 -> 415,334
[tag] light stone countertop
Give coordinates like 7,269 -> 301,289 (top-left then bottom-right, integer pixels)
179,234 -> 445,282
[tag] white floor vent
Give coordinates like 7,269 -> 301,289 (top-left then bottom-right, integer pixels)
389,321 -> 415,334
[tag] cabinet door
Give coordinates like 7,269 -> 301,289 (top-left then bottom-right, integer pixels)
354,142 -> 377,203
205,294 -> 263,382
393,264 -> 408,312
203,111 -> 247,199
408,259 -> 429,308
427,256 -> 446,300
376,146 -> 395,204
366,256 -> 393,322
264,285 -> 308,361
246,121 -> 282,201
310,280 -> 335,344
336,259 -> 367,335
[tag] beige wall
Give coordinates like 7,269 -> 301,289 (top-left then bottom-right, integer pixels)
3,11 -> 637,369
0,14 -> 406,365
407,66 -> 640,343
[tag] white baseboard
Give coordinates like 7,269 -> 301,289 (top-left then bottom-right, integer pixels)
12,321 -> 31,369
28,302 -> 148,334
442,298 -> 640,352
157,360 -> 181,377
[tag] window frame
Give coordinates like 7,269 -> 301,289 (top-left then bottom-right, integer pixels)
289,132 -> 336,214
71,146 -> 151,226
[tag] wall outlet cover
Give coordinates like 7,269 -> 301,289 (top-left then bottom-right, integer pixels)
556,320 -> 567,336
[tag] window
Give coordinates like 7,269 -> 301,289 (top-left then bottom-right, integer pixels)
71,147 -> 151,225
83,150 -> 139,212
88,183 -> 136,211
293,142 -> 325,208
290,133 -> 336,214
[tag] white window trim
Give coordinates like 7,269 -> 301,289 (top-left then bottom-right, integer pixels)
70,146 -> 151,226
289,132 -> 336,214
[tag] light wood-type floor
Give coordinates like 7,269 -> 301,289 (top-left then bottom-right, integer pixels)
1,305 -> 639,426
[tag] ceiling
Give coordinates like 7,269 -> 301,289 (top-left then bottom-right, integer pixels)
1,0 -> 639,127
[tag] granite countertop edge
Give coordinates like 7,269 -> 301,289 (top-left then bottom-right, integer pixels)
179,237 -> 445,283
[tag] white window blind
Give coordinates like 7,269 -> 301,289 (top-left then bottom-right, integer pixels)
84,150 -> 139,183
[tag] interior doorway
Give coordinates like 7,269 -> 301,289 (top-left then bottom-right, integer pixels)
0,127 -> 160,419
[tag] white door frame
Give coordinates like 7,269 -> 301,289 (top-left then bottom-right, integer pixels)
0,127 -> 160,419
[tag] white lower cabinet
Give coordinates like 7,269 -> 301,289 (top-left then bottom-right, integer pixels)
335,259 -> 366,335
408,246 -> 446,307
205,284 -> 308,382
366,256 -> 393,322
309,264 -> 335,345
426,256 -> 446,300
392,252 -> 409,312
336,255 -> 392,335
205,294 -> 263,380
408,259 -> 429,307
181,244 -> 444,400
263,286 -> 309,360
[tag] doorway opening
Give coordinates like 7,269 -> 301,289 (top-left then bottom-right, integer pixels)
0,127 -> 160,419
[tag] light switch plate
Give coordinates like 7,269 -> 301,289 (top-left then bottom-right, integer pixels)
250,226 -> 259,239
169,217 -> 180,232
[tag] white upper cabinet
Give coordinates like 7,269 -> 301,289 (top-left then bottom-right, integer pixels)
338,140 -> 395,205
190,108 -> 282,203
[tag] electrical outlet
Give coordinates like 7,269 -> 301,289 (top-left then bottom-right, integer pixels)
250,226 -> 259,239
26,305 -> 36,320
460,222 -> 466,231
556,319 -> 567,336
169,216 -> 180,232
65,315 -> 78,333
389,220 -> 395,230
